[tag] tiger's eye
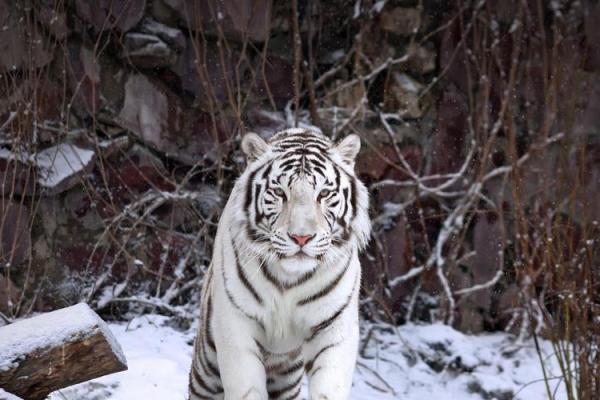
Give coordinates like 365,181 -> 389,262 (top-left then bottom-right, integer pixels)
274,188 -> 285,197
319,189 -> 330,198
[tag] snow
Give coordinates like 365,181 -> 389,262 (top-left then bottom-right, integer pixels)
34,143 -> 95,188
50,316 -> 566,400
372,0 -> 387,14
0,388 -> 22,400
0,303 -> 126,372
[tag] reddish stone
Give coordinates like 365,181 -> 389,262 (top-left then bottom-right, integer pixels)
0,274 -> 19,314
384,216 -> 414,306
469,211 -> 504,311
438,13 -> 468,94
0,154 -> 36,197
245,109 -> 286,140
252,55 -> 294,108
146,230 -> 194,277
428,87 -> 468,175
58,243 -> 127,280
66,42 -> 102,115
584,1 -> 600,71
34,0 -> 68,40
0,0 -> 53,72
172,39 -> 245,106
75,0 -> 146,34
0,200 -> 31,267
164,0 -> 272,42
356,144 -> 422,181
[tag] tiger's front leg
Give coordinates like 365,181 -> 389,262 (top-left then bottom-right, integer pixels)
303,289 -> 360,400
212,283 -> 268,400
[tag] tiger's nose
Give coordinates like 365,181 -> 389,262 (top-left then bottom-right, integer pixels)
288,233 -> 315,246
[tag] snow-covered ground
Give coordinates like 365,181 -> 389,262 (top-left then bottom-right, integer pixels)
50,315 -> 566,400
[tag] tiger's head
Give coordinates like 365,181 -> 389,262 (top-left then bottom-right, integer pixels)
234,128 -> 370,276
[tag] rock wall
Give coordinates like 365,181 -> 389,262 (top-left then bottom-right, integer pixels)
0,0 -> 598,332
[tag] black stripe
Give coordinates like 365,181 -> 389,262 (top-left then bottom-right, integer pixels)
234,244 -> 263,304
333,163 -> 341,189
200,339 -> 221,378
278,360 -> 304,376
275,138 -> 329,148
261,263 -> 318,292
281,384 -> 302,400
307,275 -> 358,342
221,247 -> 265,331
309,157 -> 327,171
246,223 -> 270,243
279,157 -> 302,170
244,168 -> 259,211
268,373 -> 304,398
350,176 -> 357,218
341,188 -> 349,216
312,165 -> 326,177
188,378 -> 212,400
297,251 -> 352,306
197,339 -> 218,379
261,263 -> 284,292
254,183 -> 263,223
262,162 -> 273,179
192,363 -> 222,394
205,293 -> 216,351
305,342 -> 339,373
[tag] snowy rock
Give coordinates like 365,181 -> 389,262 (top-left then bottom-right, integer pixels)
0,303 -> 125,371
98,136 -> 131,159
138,18 -> 186,51
380,7 -> 421,36
122,33 -> 177,68
34,144 -> 96,195
0,303 -> 127,399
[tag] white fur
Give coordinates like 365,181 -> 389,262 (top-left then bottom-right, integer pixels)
193,129 -> 371,400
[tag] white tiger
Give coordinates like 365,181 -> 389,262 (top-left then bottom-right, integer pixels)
189,128 -> 371,400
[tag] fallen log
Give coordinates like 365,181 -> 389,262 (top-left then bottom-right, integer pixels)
0,303 -> 127,399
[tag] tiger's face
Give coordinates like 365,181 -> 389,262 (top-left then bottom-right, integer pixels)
238,129 -> 370,276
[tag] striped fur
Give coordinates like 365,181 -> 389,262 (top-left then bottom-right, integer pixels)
189,129 -> 371,400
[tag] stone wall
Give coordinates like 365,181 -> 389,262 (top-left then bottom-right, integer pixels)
0,0 -> 598,332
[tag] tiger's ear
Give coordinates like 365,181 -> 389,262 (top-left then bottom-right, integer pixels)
241,132 -> 269,161
334,134 -> 361,166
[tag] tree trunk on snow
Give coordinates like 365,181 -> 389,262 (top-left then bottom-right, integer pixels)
0,303 -> 127,400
